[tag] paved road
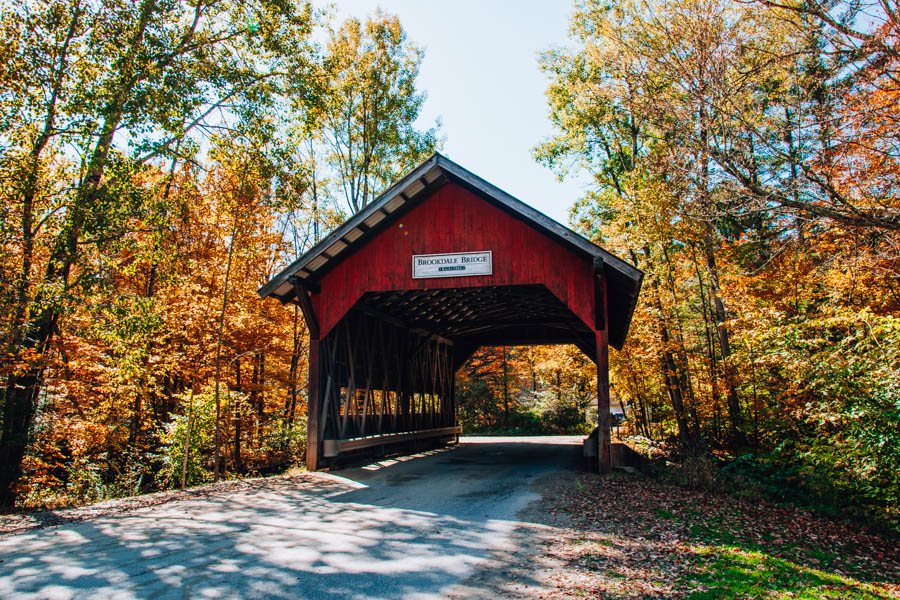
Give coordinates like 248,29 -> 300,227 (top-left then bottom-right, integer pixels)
0,436 -> 581,600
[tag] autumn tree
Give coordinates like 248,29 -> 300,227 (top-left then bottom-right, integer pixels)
0,0 -> 316,506
537,0 -> 900,518
313,9 -> 441,214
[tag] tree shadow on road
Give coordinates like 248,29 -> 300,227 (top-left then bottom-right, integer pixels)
0,462 -> 560,599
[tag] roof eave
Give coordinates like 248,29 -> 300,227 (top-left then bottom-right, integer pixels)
257,153 -> 443,300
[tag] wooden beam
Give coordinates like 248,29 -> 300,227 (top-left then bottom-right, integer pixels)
290,276 -> 320,340
354,302 -> 416,333
322,426 -> 462,457
594,257 -> 607,331
307,339 -> 321,471
450,368 -> 458,442
340,319 -> 356,439
297,279 -> 321,293
595,268 -> 611,474
353,303 -> 453,347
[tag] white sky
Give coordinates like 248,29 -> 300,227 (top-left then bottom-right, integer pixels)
330,0 -> 591,225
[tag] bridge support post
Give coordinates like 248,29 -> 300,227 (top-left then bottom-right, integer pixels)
595,259 -> 611,474
307,338 -> 320,471
596,329 -> 611,474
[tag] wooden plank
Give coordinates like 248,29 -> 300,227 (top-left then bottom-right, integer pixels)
322,426 -> 462,457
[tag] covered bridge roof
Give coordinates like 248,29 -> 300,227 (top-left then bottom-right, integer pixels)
258,153 -> 643,349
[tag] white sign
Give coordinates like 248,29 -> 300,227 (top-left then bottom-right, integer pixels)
412,251 -> 492,279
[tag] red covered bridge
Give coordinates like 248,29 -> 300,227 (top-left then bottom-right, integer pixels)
259,154 -> 643,472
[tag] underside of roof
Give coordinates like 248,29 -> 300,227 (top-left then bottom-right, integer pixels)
356,284 -> 598,361
259,153 -> 643,349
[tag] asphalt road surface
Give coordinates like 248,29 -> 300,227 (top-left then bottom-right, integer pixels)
0,436 -> 582,600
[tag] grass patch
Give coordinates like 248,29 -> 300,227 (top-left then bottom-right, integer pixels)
687,547 -> 891,600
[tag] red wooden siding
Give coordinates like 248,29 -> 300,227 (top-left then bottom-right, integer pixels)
311,183 -> 597,338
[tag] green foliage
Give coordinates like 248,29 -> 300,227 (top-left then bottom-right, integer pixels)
259,420 -> 307,471
61,457 -> 106,505
160,388 -> 218,489
456,378 -> 500,431
737,309 -> 900,525
19,446 -> 162,508
456,359 -> 596,436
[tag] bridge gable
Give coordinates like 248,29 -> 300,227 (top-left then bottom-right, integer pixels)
311,182 -> 595,339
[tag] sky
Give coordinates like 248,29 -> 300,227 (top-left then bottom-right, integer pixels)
331,0 -> 590,226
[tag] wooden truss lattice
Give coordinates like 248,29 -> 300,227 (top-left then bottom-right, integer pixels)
316,310 -> 455,451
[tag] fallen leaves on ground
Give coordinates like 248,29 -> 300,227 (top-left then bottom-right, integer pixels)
536,472 -> 900,599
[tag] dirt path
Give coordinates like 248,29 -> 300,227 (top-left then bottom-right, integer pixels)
5,438 -> 895,599
0,437 -> 582,600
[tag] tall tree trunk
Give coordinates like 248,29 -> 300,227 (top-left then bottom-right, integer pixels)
703,226 -> 742,443
530,350 -> 537,396
555,369 -> 562,405
181,380 -> 197,490
283,306 -> 302,429
249,354 -> 259,448
130,263 -> 158,447
693,250 -> 724,446
700,104 -> 743,446
255,351 -> 265,448
627,366 -> 650,437
656,311 -> 692,447
213,206 -> 240,481
661,245 -> 701,437
310,143 -> 321,244
233,358 -> 242,474
641,248 -> 693,447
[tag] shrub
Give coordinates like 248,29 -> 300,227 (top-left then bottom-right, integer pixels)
159,387 -> 218,488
